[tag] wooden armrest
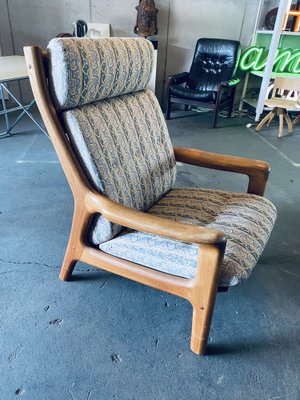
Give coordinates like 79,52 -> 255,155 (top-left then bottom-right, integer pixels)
85,192 -> 225,245
220,78 -> 240,88
174,147 -> 270,196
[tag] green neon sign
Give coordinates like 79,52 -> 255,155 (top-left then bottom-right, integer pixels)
239,46 -> 300,74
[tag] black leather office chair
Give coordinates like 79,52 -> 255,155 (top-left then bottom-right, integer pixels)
166,38 -> 241,128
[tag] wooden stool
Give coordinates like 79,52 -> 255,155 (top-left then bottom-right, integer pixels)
256,77 -> 300,138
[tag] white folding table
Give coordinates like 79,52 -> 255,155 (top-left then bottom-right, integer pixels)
0,55 -> 47,138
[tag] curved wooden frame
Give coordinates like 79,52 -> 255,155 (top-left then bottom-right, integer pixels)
24,45 -> 270,355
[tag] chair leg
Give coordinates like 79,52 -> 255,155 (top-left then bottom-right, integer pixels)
227,98 -> 234,119
227,86 -> 236,118
292,114 -> 300,127
212,103 -> 220,129
283,111 -> 293,134
189,242 -> 225,355
255,109 -> 276,132
212,87 -> 223,129
59,203 -> 91,281
278,109 -> 284,138
267,111 -> 276,127
60,258 -> 77,281
165,97 -> 171,120
191,305 -> 215,355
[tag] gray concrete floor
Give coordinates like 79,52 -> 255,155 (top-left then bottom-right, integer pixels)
0,109 -> 299,400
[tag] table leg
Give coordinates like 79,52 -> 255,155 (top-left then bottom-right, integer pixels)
0,83 -> 10,134
0,83 -> 47,138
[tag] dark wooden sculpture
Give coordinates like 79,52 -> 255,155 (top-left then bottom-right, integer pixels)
134,0 -> 158,37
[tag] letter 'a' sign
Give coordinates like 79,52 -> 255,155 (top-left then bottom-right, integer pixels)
239,46 -> 300,74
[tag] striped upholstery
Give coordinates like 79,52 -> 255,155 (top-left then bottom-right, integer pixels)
47,37 -> 154,111
63,90 -> 176,244
47,37 -> 276,286
100,188 -> 277,287
46,37 -> 176,244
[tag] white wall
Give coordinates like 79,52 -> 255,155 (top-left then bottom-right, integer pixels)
0,0 -> 260,104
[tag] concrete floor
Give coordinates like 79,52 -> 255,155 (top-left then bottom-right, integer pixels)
0,109 -> 299,400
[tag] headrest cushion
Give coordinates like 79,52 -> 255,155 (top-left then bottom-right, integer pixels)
47,37 -> 154,110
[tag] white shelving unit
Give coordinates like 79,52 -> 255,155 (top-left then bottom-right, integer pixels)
256,29 -> 300,34
239,0 -> 300,119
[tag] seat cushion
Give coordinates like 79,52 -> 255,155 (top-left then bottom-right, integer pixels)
100,188 -> 277,287
264,97 -> 299,109
63,89 -> 176,244
169,84 -> 229,103
170,84 -> 216,102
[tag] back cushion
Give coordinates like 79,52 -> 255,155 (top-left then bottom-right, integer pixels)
187,38 -> 240,92
62,90 -> 176,244
47,37 -> 176,245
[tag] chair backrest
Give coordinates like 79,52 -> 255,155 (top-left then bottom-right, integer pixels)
272,76 -> 300,103
187,38 -> 241,91
47,37 -> 177,245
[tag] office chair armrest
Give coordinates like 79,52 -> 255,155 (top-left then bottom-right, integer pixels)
174,147 -> 270,196
168,72 -> 189,85
85,192 -> 225,245
219,78 -> 240,88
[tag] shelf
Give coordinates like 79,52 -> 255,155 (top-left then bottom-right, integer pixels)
251,71 -> 300,78
243,97 -> 273,110
256,30 -> 300,36
243,97 -> 300,112
239,0 -> 300,114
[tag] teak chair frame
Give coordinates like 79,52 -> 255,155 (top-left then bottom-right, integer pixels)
24,45 -> 270,355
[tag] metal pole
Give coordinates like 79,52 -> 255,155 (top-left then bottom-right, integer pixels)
253,0 -> 265,40
239,0 -> 264,111
255,0 -> 292,121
